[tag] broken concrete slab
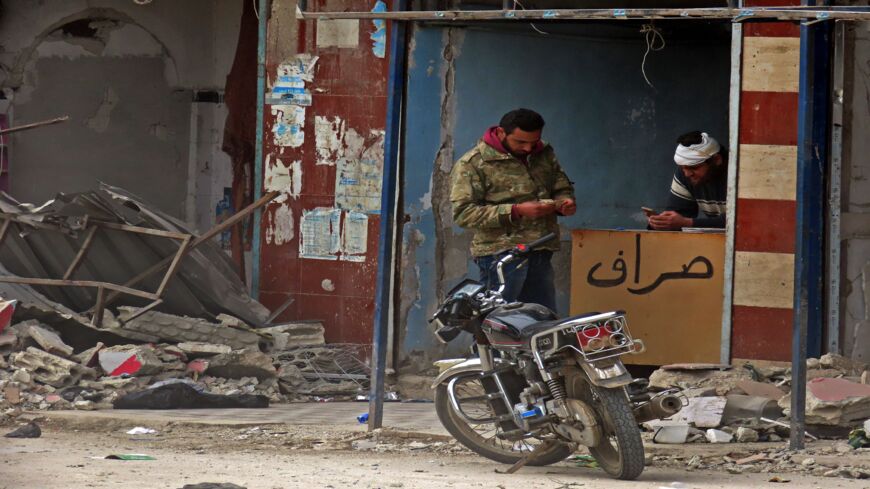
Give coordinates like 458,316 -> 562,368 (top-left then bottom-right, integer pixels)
650,365 -> 752,395
98,345 -> 164,377
26,322 -> 74,358
779,378 -> 870,426
735,427 -> 759,442
820,353 -> 869,376
205,350 -> 277,381
11,347 -> 97,388
705,428 -> 733,443
177,342 -> 232,357
261,321 -> 325,349
117,308 -> 261,351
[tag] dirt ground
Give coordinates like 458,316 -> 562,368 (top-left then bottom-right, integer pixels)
1,418 -> 869,489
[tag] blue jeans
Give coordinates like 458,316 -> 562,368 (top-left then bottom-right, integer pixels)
475,250 -> 556,312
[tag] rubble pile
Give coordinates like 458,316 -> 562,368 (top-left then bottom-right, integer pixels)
0,308 -> 371,422
643,357 -> 870,475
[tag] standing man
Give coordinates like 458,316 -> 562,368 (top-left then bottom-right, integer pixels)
450,108 -> 575,312
648,131 -> 727,230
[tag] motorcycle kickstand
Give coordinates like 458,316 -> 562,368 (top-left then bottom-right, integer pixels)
495,439 -> 560,475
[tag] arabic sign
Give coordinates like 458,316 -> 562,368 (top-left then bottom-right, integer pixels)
570,230 -> 725,365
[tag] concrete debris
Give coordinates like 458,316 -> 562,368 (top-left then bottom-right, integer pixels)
117,308 -> 262,351
260,321 -> 326,349
735,427 -> 760,443
734,380 -> 785,401
649,364 -> 752,395
11,347 -> 97,387
205,350 -> 277,381
74,342 -> 104,367
671,397 -> 726,428
177,342 -> 232,357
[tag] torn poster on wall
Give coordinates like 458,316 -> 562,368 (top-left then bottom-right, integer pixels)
264,155 -> 303,198
341,211 -> 369,262
272,105 -> 305,147
315,116 -> 345,165
266,54 -> 319,106
371,1 -> 387,58
299,208 -> 369,261
300,207 -> 341,260
335,130 -> 385,214
265,202 -> 294,245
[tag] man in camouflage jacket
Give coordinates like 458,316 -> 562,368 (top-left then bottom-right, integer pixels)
449,108 -> 575,312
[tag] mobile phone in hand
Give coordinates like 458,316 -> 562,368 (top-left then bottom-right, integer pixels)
641,206 -> 657,217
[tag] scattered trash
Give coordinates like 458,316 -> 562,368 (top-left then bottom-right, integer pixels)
847,428 -> 870,449
4,422 -> 41,438
657,483 -> 688,489
652,423 -> 690,444
768,476 -> 791,483
357,412 -> 369,424
126,427 -> 157,435
572,454 -> 600,468
105,454 -> 156,460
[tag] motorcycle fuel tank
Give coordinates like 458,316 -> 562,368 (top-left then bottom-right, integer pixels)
482,303 -> 557,347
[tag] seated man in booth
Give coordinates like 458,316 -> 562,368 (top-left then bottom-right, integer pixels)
647,131 -> 727,231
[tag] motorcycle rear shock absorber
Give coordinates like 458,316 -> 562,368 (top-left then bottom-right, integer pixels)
546,378 -> 566,400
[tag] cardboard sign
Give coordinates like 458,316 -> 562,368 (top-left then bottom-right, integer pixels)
570,230 -> 725,365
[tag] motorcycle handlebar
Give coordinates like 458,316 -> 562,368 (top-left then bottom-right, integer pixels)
522,232 -> 558,253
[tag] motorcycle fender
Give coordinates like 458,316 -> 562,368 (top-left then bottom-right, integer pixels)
430,358 -> 505,388
578,360 -> 633,388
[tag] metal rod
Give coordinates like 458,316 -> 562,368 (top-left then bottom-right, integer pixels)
92,221 -> 190,240
265,295 -> 295,323
96,191 -> 280,311
299,7 -> 870,21
118,299 -> 164,324
91,286 -> 105,327
0,276 -> 158,300
0,116 -> 69,135
251,0 -> 271,300
369,0 -> 408,432
63,225 -> 98,280
721,22 -> 742,365
827,21 -> 844,355
155,235 -> 192,297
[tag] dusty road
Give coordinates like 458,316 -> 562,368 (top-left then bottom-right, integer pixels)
1,422 -> 868,489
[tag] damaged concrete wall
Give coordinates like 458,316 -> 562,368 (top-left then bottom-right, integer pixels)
399,23 -> 731,371
0,0 -> 241,222
841,22 -> 870,364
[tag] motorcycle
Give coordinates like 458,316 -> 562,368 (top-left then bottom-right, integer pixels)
429,233 -> 682,480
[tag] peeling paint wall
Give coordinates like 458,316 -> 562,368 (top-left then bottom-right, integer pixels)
0,0 -> 241,222
258,0 -> 390,345
841,22 -> 870,364
400,23 -> 731,371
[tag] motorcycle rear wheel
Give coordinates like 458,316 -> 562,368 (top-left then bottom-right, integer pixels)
434,374 -> 573,466
583,386 -> 645,480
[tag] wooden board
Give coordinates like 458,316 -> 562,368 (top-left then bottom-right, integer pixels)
570,230 -> 725,365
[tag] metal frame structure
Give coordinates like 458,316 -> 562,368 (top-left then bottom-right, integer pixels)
0,190 -> 279,328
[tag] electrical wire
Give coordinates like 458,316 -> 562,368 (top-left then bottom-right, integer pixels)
513,0 -> 549,36
640,23 -> 666,89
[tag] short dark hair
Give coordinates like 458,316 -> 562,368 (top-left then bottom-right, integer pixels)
499,109 -> 545,134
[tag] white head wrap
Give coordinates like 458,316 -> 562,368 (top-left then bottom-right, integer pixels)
674,133 -> 720,167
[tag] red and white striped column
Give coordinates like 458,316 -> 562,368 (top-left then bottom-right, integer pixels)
731,2 -> 801,361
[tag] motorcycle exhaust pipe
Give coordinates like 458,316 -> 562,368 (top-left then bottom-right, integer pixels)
633,393 -> 683,424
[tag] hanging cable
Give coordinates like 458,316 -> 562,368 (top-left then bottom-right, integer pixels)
640,23 -> 666,89
513,0 -> 550,36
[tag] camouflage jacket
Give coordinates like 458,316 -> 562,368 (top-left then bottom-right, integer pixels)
450,140 -> 575,257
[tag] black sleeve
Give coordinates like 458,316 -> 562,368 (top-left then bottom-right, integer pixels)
665,170 -> 698,218
692,215 -> 726,229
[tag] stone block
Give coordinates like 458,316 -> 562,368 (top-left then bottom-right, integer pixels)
205,350 -> 277,381
779,377 -> 870,425
73,342 -> 105,367
11,347 -> 97,387
820,353 -> 869,375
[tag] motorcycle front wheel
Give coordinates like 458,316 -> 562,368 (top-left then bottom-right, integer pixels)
434,372 -> 573,466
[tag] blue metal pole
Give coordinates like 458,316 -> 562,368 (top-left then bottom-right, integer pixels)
251,0 -> 270,300
369,0 -> 408,431
792,6 -> 831,451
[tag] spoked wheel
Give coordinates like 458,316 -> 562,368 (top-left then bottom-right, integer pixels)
434,372 -> 573,466
576,383 -> 645,480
